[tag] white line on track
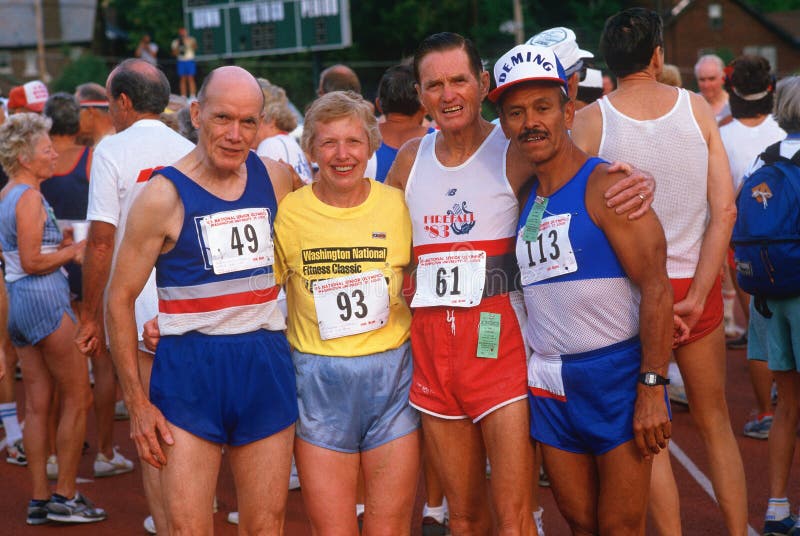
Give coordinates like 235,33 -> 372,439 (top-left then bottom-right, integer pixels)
669,440 -> 758,536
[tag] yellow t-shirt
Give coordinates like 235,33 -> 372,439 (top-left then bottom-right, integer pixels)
275,180 -> 412,356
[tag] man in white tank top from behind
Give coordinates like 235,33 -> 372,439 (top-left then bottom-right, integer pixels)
571,8 -> 745,536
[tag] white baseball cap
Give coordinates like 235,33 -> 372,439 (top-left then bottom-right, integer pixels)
489,44 -> 568,103
527,27 -> 594,76
579,68 -> 603,89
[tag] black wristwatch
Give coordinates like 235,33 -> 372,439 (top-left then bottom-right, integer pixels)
638,372 -> 670,386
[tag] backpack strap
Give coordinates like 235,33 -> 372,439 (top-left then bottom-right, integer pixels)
759,141 -> 782,165
760,141 -> 800,167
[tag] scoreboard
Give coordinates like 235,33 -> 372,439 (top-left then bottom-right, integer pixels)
184,0 -> 351,58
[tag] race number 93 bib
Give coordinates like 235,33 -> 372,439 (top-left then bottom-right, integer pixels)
202,208 -> 274,275
517,213 -> 577,285
313,270 -> 390,340
411,250 -> 486,308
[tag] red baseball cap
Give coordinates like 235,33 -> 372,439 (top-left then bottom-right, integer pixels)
8,80 -> 49,113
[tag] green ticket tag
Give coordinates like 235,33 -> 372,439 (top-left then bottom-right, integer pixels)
522,196 -> 548,242
476,312 -> 501,359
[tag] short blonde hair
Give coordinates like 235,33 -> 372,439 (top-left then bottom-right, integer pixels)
0,113 -> 52,177
302,91 -> 381,157
257,78 -> 297,132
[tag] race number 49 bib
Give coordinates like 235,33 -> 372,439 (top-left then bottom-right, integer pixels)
411,250 -> 486,308
313,270 -> 390,340
202,208 -> 274,275
517,213 -> 577,285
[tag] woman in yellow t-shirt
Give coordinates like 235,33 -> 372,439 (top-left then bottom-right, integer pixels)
274,91 -> 419,534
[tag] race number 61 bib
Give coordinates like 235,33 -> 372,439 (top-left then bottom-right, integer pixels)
202,208 -> 274,275
313,270 -> 390,340
517,213 -> 577,285
411,250 -> 486,308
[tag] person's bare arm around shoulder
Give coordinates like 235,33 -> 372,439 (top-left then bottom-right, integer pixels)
384,138 -> 422,192
106,175 -> 183,469
509,101 -> 658,219
673,93 -> 736,330
587,164 -> 673,460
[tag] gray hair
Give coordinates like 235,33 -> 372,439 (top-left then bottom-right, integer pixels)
0,113 -> 52,177
774,76 -> 800,134
302,91 -> 380,157
694,54 -> 724,77
257,78 -> 297,132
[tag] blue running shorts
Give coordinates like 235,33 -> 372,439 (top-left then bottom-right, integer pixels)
293,341 -> 420,453
150,329 -> 297,445
747,300 -> 768,362
177,60 -> 196,77
529,338 -> 670,455
765,296 -> 800,372
7,272 -> 74,347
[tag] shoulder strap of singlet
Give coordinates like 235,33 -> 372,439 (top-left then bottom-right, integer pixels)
516,157 -> 607,233
82,147 -> 93,179
152,164 -> 194,194
244,150 -> 276,200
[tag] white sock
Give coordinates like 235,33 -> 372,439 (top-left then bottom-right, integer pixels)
0,402 -> 22,444
422,501 -> 448,524
767,498 -> 791,521
356,503 -> 365,517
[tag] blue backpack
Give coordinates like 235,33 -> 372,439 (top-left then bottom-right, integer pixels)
732,141 -> 800,302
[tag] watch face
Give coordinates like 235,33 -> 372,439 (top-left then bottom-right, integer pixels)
645,373 -> 657,385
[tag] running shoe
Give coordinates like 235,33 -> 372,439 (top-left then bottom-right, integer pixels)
46,492 -> 107,523
534,507 -> 545,536
27,499 -> 49,525
144,515 -> 156,534
94,447 -> 134,477
538,466 -> 551,487
6,439 -> 27,466
765,515 -> 797,536
46,454 -> 58,480
743,414 -> 773,440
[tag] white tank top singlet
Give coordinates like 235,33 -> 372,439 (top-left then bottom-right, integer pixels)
598,88 -> 709,278
405,125 -> 519,301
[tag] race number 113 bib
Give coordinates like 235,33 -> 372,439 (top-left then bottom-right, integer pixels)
313,270 -> 390,340
517,213 -> 577,285
411,250 -> 486,308
202,208 -> 274,275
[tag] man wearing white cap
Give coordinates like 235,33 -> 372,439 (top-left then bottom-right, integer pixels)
527,27 -> 593,101
572,8 -> 746,535
492,42 -> 673,535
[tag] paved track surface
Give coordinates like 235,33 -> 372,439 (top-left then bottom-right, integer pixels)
1,345 -> 798,535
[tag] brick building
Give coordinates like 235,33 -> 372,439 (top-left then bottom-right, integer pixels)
662,0 -> 800,85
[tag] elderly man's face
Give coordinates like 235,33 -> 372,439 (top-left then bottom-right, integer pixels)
696,60 -> 725,101
192,72 -> 263,173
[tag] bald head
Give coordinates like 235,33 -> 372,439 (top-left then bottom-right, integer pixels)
318,64 -> 361,95
197,66 -> 264,110
107,58 -> 170,114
